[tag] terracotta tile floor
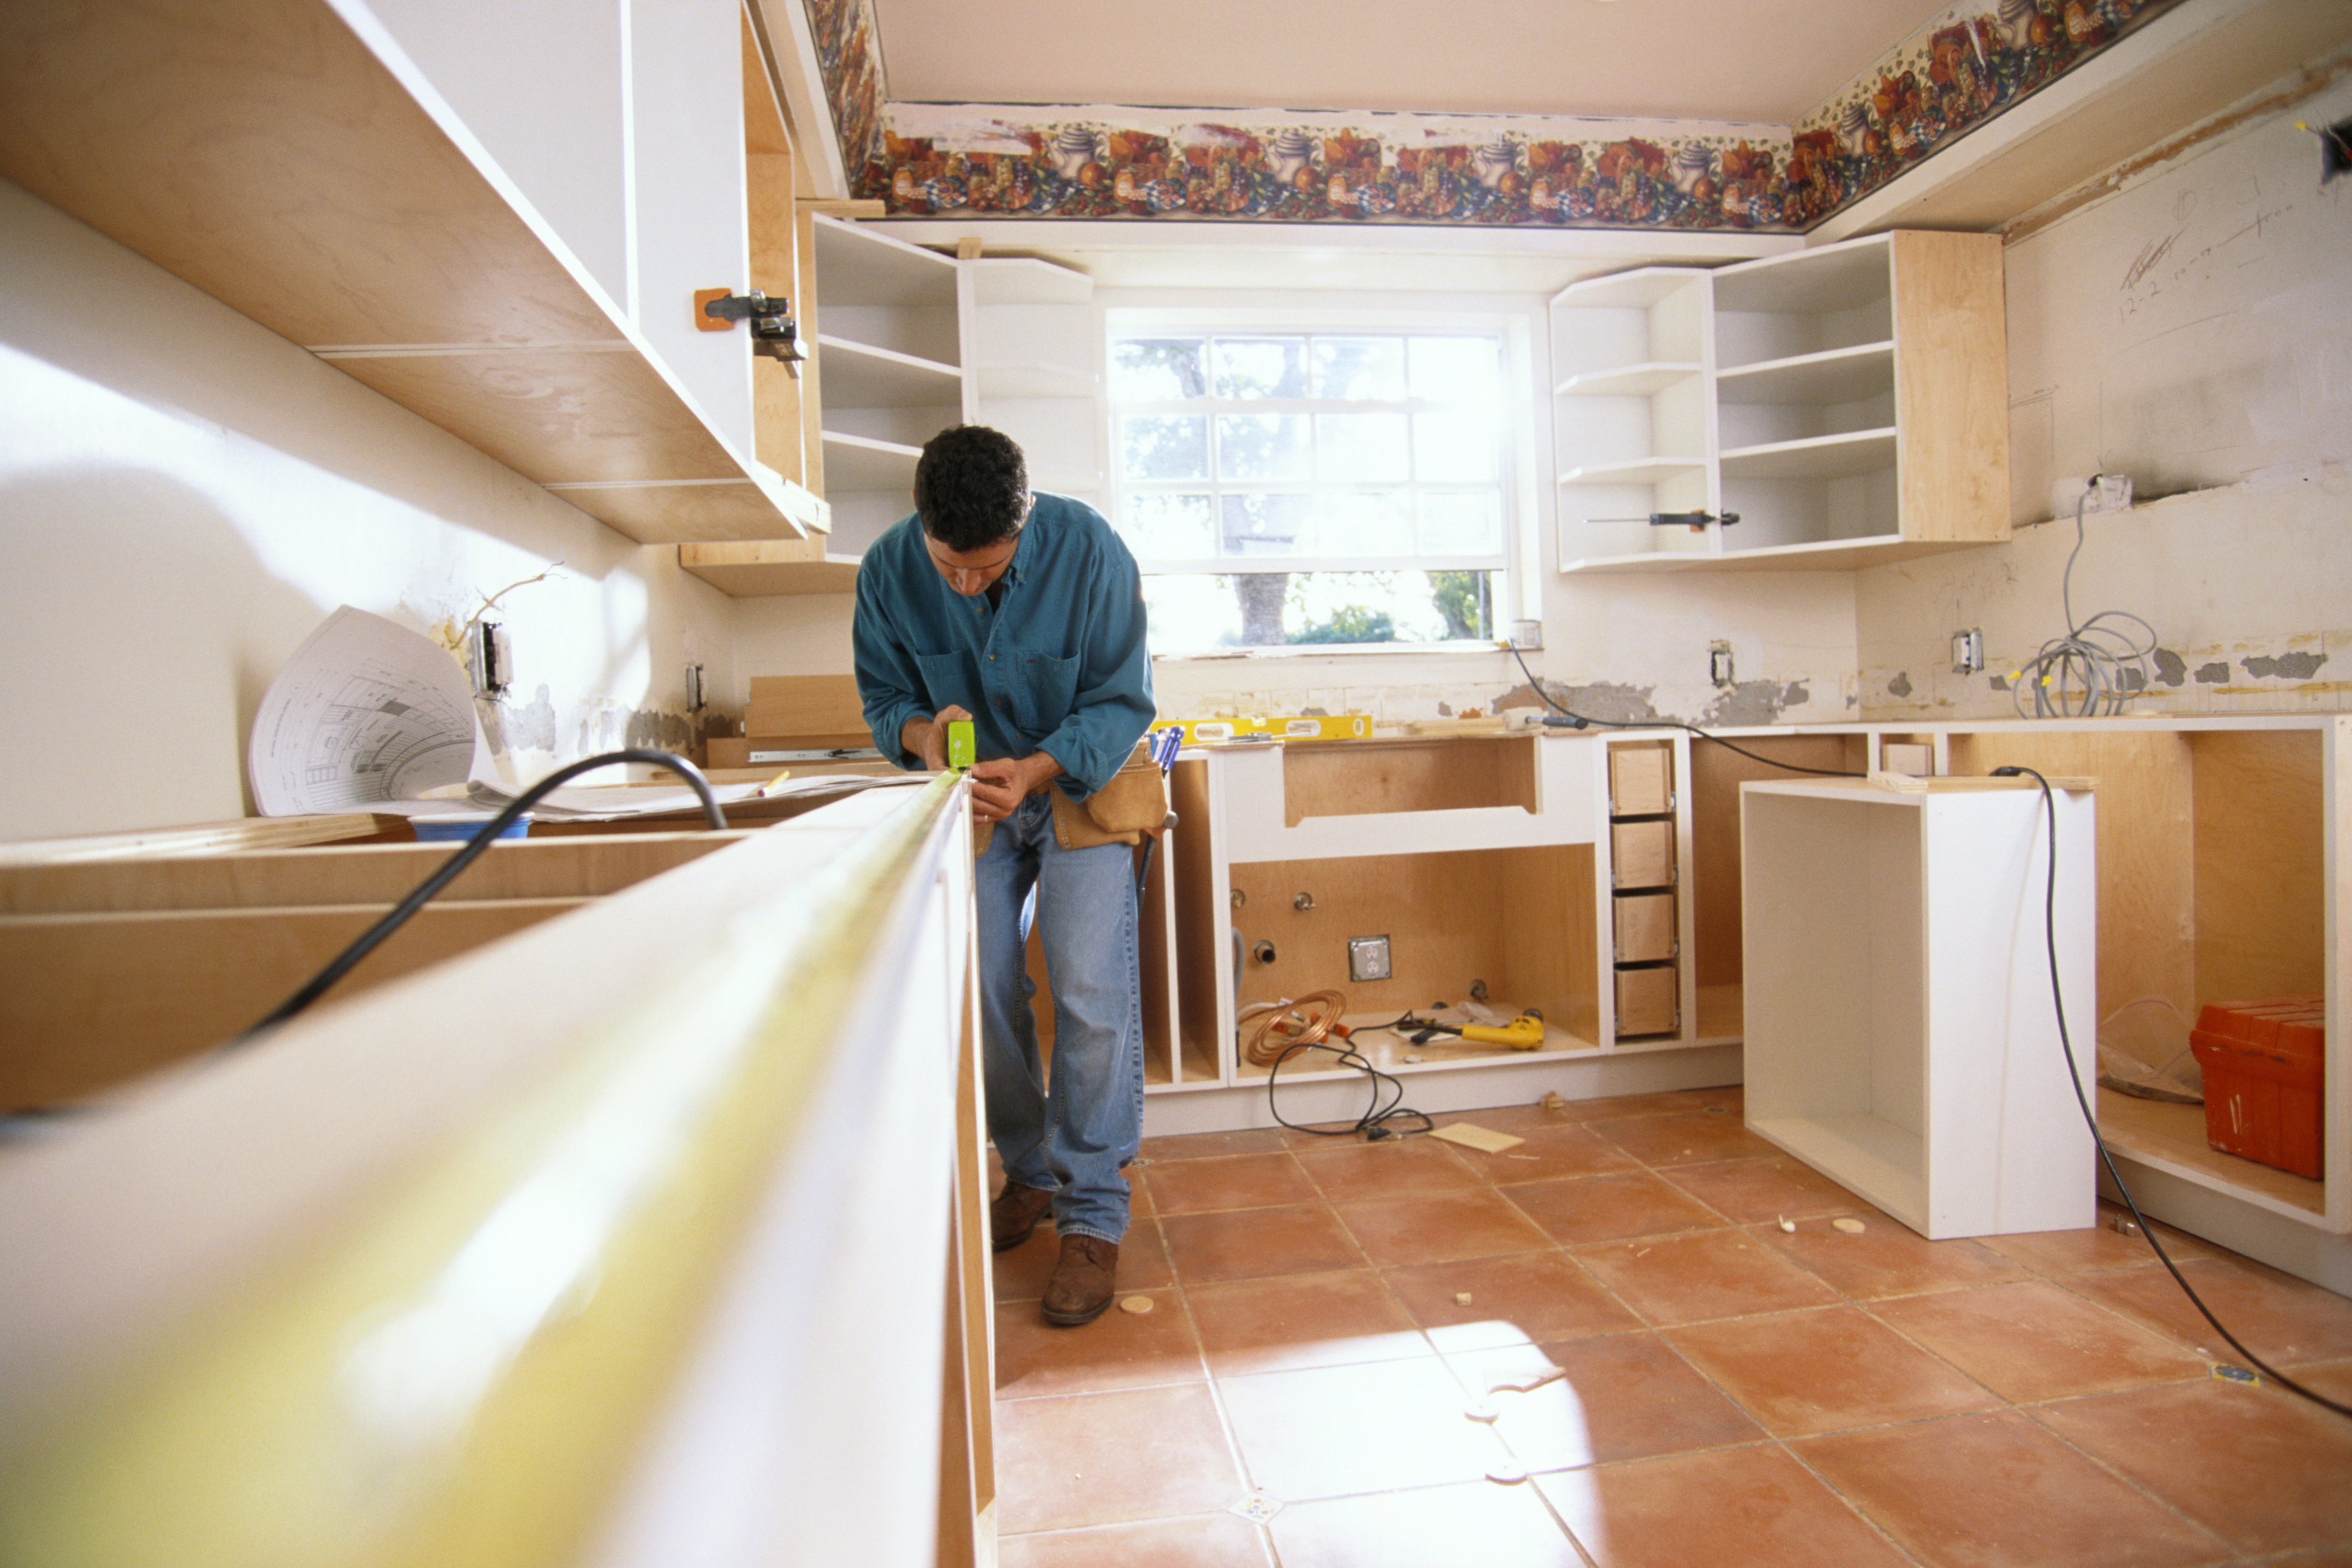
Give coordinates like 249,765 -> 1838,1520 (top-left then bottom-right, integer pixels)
989,1087 -> 2352,1568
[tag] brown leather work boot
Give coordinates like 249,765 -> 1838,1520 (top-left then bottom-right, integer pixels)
1041,1233 -> 1120,1326
990,1182 -> 1054,1253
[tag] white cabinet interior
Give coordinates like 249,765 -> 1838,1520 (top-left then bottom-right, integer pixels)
1554,230 -> 2009,573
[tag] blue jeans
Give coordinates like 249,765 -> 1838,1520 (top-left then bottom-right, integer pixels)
976,792 -> 1144,1245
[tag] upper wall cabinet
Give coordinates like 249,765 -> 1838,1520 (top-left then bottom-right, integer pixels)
1555,230 -> 2008,573
681,234 -> 1100,597
0,0 -> 823,545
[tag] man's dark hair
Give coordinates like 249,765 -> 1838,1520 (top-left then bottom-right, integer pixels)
914,426 -> 1030,551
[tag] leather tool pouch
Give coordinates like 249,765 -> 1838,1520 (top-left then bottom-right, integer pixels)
974,740 -> 1167,855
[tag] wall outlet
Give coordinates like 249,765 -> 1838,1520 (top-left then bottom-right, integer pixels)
1952,628 -> 1984,676
1348,935 -> 1392,983
1508,620 -> 1543,651
1709,640 -> 1735,688
472,620 -> 511,696
2050,473 -> 2134,518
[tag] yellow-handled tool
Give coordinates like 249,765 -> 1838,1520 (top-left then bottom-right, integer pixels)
1458,1011 -> 1546,1050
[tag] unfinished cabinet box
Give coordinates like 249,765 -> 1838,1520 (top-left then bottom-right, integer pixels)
0,833 -> 745,1108
1741,777 -> 2097,1239
1556,231 -> 2009,574
1550,268 -> 1716,569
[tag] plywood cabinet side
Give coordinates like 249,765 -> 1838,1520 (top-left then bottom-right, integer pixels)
1890,229 -> 2010,546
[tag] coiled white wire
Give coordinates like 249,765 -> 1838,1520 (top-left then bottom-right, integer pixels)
2011,483 -> 2158,718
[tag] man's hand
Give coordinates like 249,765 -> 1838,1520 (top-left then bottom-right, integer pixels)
903,705 -> 973,773
966,752 -> 1064,823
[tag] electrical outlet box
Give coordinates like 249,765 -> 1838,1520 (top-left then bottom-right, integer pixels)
1508,620 -> 1543,651
1348,935 -> 1392,983
472,621 -> 511,696
1709,641 -> 1735,688
1952,628 -> 1983,676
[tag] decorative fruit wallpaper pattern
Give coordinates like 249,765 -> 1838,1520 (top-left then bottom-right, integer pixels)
804,0 -> 2180,233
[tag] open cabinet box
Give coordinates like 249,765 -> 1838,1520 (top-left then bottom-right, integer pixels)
0,829 -> 756,1111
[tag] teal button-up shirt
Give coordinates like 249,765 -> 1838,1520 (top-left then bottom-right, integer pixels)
853,492 -> 1154,798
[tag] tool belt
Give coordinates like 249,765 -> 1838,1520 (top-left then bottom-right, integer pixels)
973,738 -> 1167,855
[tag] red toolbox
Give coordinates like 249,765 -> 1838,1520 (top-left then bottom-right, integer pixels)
2189,995 -> 2326,1180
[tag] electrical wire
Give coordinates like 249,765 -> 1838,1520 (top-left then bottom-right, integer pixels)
2010,484 -> 2158,718
1994,763 -> 2352,1422
1244,994 -> 1432,1140
232,748 -> 727,1047
1505,640 -> 1864,779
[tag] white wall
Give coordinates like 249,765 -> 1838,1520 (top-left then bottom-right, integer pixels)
0,181 -> 741,841
1857,74 -> 2352,721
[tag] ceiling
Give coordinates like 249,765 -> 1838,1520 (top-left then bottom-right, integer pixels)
863,0 -> 1952,127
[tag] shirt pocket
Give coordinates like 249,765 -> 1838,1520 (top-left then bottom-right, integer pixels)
914,650 -> 983,714
1012,650 -> 1080,735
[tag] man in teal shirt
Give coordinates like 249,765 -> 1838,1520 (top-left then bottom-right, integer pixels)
853,425 -> 1155,1325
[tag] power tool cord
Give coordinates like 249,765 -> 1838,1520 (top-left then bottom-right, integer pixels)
1994,763 -> 2351,1421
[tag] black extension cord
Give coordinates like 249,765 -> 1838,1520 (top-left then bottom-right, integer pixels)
233,747 -> 727,1047
1995,763 -> 2351,1422
1262,1020 -> 1433,1142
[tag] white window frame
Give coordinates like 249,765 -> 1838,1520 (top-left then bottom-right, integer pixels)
1101,305 -> 1542,646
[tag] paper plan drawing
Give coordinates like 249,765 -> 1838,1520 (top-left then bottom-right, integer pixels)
248,606 -> 920,821
247,607 -> 493,817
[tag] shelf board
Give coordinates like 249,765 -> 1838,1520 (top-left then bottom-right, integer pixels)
1718,342 -> 1894,406
1719,427 -> 1897,480
1558,456 -> 1710,486
0,0 -> 816,546
811,215 -> 960,310
1555,361 -> 1704,398
816,336 -> 965,408
677,538 -> 859,596
818,430 -> 921,491
1569,534 -> 2011,573
1552,266 -> 1707,310
2097,1088 -> 2328,1225
1713,231 -> 1894,315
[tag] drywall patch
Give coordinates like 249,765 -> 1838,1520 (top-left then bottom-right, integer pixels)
1705,680 -> 1808,727
1887,671 -> 1914,698
2242,650 -> 2329,681
492,684 -> 559,755
626,706 -> 700,756
2152,648 -> 2188,687
1499,679 -> 1659,725
2194,661 -> 2232,684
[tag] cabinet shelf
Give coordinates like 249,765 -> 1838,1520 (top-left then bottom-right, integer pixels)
1717,342 -> 1893,406
1719,428 -> 1898,481
1559,456 -> 1710,487
819,430 -> 923,492
1556,361 -> 1704,397
816,337 -> 964,409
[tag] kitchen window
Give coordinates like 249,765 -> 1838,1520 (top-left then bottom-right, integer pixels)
1105,318 -> 1516,652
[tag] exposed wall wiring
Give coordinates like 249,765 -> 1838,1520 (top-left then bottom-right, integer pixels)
2010,483 -> 2158,718
1994,763 -> 2351,1422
